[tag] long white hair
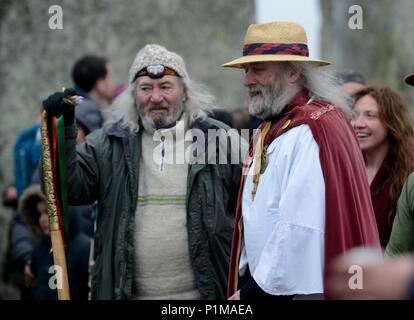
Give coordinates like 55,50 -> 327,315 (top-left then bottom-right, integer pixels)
283,62 -> 353,119
110,77 -> 215,133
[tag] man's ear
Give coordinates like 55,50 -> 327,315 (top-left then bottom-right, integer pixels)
182,88 -> 188,103
95,78 -> 104,92
288,68 -> 301,84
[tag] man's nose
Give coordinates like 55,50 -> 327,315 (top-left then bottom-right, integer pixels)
150,88 -> 164,104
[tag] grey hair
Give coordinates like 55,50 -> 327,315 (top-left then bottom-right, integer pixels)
110,77 -> 215,133
281,62 -> 353,119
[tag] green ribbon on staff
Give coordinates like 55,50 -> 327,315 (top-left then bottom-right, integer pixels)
56,115 -> 69,239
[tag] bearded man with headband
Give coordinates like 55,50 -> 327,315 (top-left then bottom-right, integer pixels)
41,44 -> 244,299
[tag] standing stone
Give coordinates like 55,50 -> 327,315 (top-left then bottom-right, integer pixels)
320,0 -> 414,106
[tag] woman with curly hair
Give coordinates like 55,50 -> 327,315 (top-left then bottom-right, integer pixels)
351,85 -> 414,247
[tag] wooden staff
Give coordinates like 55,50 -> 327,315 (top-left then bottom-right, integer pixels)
40,111 -> 70,300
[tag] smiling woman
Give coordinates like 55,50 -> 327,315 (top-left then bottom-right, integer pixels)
351,85 -> 414,246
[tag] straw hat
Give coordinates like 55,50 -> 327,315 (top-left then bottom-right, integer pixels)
404,73 -> 414,87
223,21 -> 330,68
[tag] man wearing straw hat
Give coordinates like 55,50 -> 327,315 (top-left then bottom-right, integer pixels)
224,21 -> 381,300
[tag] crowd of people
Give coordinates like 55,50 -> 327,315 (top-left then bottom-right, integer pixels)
2,20 -> 414,300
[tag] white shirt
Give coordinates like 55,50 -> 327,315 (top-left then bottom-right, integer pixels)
239,124 -> 325,295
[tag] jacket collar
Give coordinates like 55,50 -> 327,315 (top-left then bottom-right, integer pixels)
75,87 -> 91,99
104,118 -> 218,139
104,117 -> 220,166
105,120 -> 130,139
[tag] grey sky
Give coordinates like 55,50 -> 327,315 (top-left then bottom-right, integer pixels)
255,0 -> 321,58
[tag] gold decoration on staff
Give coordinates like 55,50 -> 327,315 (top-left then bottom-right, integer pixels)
40,111 -> 70,300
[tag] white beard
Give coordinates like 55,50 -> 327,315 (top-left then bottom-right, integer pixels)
248,78 -> 299,120
138,101 -> 185,131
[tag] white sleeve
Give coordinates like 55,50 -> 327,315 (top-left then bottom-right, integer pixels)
247,125 -> 325,295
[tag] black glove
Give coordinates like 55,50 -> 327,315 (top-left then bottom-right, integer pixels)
42,88 -> 77,126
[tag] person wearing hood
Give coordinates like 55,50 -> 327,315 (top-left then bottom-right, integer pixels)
19,185 -> 90,300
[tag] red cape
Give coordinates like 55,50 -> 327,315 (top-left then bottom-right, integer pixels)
228,91 -> 380,299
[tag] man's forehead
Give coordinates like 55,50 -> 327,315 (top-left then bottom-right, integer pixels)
136,75 -> 180,86
242,61 -> 279,69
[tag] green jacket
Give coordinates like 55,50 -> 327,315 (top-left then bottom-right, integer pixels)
63,118 -> 243,299
386,172 -> 414,256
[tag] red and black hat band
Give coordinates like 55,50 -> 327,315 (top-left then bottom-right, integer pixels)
243,43 -> 309,57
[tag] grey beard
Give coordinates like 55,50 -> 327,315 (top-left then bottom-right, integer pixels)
138,102 -> 185,131
248,81 -> 300,120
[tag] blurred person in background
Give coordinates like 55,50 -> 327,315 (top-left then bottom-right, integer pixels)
385,74 -> 414,256
337,70 -> 367,95
72,55 -> 115,127
351,85 -> 414,247
316,75 -> 414,301
13,108 -> 42,198
329,247 -> 414,300
19,184 -> 90,300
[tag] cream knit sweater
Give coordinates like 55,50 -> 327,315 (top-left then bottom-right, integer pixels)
132,115 -> 200,299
